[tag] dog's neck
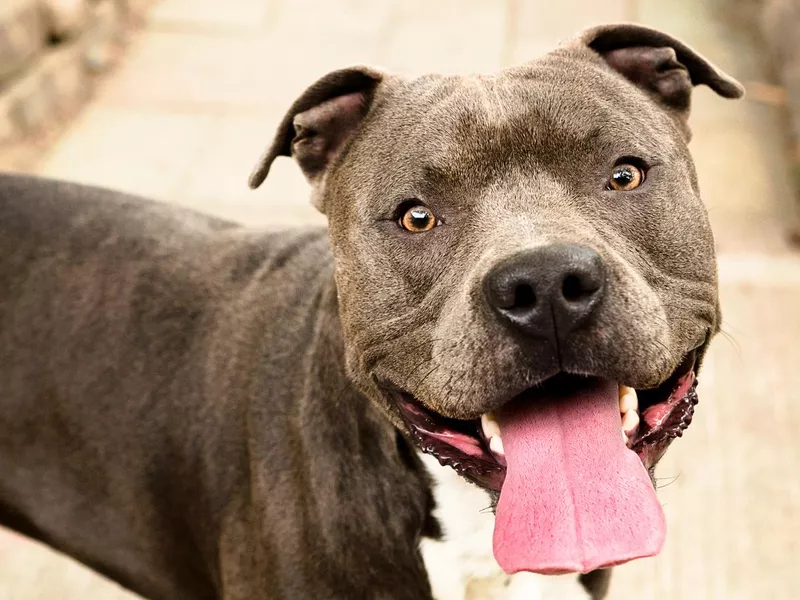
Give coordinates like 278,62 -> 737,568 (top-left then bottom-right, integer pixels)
212,236 -> 438,598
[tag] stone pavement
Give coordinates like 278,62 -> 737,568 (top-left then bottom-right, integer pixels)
2,0 -> 800,599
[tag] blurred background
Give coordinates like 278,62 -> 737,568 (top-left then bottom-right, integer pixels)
1,0 -> 799,598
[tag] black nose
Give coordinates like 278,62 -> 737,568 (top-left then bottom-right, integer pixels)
483,244 -> 606,340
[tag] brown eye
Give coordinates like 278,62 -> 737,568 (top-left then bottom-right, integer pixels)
399,205 -> 438,232
608,164 -> 644,191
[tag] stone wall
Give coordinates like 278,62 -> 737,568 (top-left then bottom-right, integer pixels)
730,0 -> 800,224
0,0 -> 153,148
761,1 -> 800,167
759,0 -> 800,237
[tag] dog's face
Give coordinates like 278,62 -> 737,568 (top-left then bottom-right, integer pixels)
251,23 -> 743,574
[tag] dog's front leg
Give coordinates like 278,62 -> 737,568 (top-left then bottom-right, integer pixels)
579,569 -> 612,600
216,493 -> 436,600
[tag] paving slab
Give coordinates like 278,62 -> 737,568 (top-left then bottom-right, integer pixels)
37,105 -> 217,200
172,114 -> 324,227
1,1 -> 799,599
380,0 -> 508,74
509,0 -> 630,64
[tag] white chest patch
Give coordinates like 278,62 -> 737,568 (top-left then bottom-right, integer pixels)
418,452 -> 542,600
418,453 -> 589,600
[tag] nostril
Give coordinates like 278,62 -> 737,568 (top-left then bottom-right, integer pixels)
513,284 -> 536,310
561,275 -> 583,302
561,273 -> 598,303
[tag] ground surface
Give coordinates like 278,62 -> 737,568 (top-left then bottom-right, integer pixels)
1,0 -> 799,599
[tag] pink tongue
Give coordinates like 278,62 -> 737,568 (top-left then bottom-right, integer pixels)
493,380 -> 665,575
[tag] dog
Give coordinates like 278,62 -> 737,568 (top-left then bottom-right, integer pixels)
0,23 -> 743,600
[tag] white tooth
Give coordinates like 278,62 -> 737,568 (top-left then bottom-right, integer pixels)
622,409 -> 640,434
481,412 -> 501,441
489,435 -> 505,456
619,385 -> 638,414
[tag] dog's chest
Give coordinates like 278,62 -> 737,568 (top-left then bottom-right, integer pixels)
418,453 -> 545,600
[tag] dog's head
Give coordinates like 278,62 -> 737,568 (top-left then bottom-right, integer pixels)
251,23 -> 743,574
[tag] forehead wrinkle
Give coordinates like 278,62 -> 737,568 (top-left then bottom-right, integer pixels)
513,57 -> 683,157
367,60 -> 676,200
503,80 -> 669,164
396,85 -> 507,188
468,75 -> 509,124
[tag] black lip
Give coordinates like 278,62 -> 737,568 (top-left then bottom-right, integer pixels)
630,370 -> 699,469
394,392 -> 506,490
636,349 -> 697,416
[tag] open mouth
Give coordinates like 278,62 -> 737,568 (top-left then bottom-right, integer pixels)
396,350 -> 697,490
392,350 -> 699,575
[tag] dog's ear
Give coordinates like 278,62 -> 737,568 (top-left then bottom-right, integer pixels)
579,24 -> 744,134
248,66 -> 384,212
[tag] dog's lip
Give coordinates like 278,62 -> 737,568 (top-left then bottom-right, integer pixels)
389,347 -> 698,423
386,349 -> 700,492
394,391 -> 507,490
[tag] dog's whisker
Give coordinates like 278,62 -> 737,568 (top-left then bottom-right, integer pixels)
718,328 -> 743,356
412,364 -> 443,398
366,324 -> 457,363
655,474 -> 681,489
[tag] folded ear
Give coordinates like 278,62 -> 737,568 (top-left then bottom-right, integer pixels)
248,66 -> 384,212
578,24 -> 744,134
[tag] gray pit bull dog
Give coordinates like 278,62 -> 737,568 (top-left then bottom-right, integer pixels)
0,23 -> 742,600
